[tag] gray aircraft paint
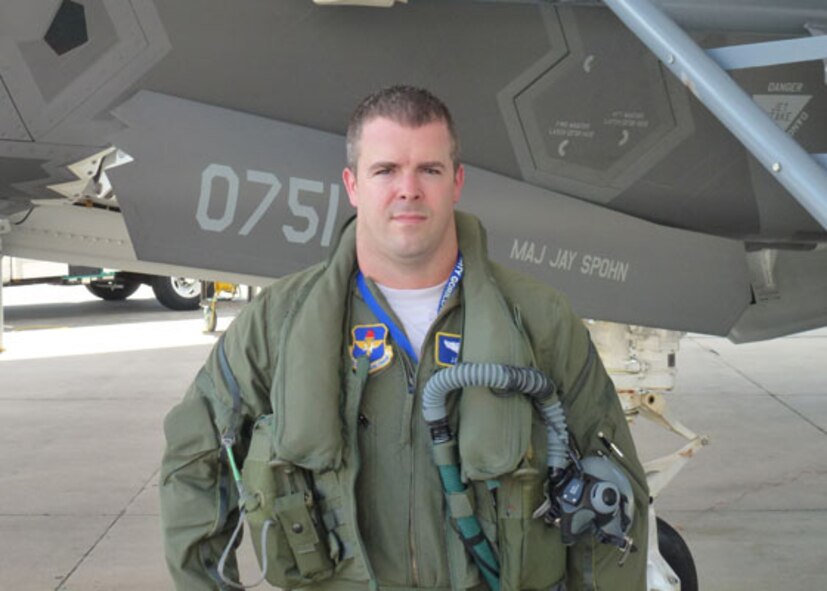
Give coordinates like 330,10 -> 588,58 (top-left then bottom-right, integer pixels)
499,6 -> 696,204
108,91 -> 750,335
0,0 -> 169,144
0,0 -> 169,209
0,0 -> 824,340
1,1 -> 825,240
463,166 -> 751,334
108,91 -> 352,279
729,246 -> 827,342
133,0 -> 826,242
0,79 -> 28,141
0,142 -> 97,212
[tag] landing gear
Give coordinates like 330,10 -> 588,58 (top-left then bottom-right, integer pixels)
151,276 -> 201,311
83,273 -> 203,310
201,281 -> 235,333
85,276 -> 141,300
203,296 -> 218,333
657,518 -> 698,591
587,321 -> 705,591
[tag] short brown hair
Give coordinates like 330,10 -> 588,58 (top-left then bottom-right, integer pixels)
346,85 -> 460,172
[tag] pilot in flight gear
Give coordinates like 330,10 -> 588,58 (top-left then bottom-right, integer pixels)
159,86 -> 648,591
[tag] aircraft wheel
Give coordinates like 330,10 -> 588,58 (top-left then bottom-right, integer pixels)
151,276 -> 201,310
86,277 -> 141,301
658,517 -> 698,591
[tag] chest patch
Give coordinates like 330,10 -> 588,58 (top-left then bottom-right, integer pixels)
351,323 -> 394,373
435,332 -> 462,367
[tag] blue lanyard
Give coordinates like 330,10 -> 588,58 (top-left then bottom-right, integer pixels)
356,254 -> 464,365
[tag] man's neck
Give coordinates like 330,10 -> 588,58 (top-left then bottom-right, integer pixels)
357,246 -> 459,289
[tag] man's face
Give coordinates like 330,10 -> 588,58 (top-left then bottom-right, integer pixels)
342,116 -> 464,274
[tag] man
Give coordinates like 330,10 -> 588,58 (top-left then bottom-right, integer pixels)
160,86 -> 648,590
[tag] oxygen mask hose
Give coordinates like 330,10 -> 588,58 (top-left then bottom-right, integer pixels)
422,363 -> 562,591
424,362 -> 635,571
423,362 -> 569,476
422,363 -> 556,423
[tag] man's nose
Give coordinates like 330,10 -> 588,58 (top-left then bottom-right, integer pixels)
397,171 -> 421,199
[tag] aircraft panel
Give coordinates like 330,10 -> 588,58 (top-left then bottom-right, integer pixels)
0,79 -> 29,141
140,0 -> 560,183
501,6 -> 695,203
0,157 -> 46,215
1,0 -> 824,241
730,246 -> 827,342
16,1 -> 118,104
108,91 -> 351,278
0,138 -> 102,208
0,0 -> 169,145
602,27 -> 827,239
0,203 -> 272,287
657,0 -> 827,34
108,91 -> 750,335
463,166 -> 752,335
128,0 -> 826,242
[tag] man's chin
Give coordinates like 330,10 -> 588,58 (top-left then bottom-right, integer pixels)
387,242 -> 431,264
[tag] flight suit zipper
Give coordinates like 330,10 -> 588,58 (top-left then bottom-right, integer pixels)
370,279 -> 461,588
349,356 -> 379,591
400,352 -> 420,587
407,298 -> 461,588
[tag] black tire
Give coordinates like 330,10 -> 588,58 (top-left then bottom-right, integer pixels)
657,517 -> 698,591
151,276 -> 201,311
85,278 -> 141,301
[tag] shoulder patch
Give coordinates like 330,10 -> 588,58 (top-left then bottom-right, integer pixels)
435,332 -> 462,367
351,323 -> 394,374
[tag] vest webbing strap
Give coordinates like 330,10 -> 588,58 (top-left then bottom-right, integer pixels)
446,490 -> 475,519
583,542 -> 595,591
437,462 -> 500,590
217,335 -> 242,444
432,440 -> 459,467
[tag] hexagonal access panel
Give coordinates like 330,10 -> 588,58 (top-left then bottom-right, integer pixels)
45,0 -> 88,56
500,7 -> 692,203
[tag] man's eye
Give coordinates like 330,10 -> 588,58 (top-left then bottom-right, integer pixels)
425,167 -> 441,175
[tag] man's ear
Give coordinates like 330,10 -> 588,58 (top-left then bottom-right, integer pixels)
453,164 -> 465,204
343,167 -> 359,208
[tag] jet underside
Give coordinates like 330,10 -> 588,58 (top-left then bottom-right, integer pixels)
1,0 -> 826,341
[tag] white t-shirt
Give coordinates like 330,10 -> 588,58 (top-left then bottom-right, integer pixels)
376,280 -> 447,357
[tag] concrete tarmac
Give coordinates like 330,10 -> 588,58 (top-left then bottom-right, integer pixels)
1,284 -> 825,590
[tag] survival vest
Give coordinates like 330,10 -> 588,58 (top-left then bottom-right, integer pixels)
231,212 -> 647,591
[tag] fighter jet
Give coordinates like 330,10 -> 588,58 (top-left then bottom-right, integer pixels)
0,0 -> 825,343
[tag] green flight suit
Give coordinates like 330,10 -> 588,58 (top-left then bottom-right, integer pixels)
160,211 -> 649,590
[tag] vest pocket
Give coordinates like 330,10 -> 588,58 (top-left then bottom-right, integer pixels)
519,518 -> 566,590
496,476 -> 566,591
242,415 -> 336,588
458,388 -> 533,480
